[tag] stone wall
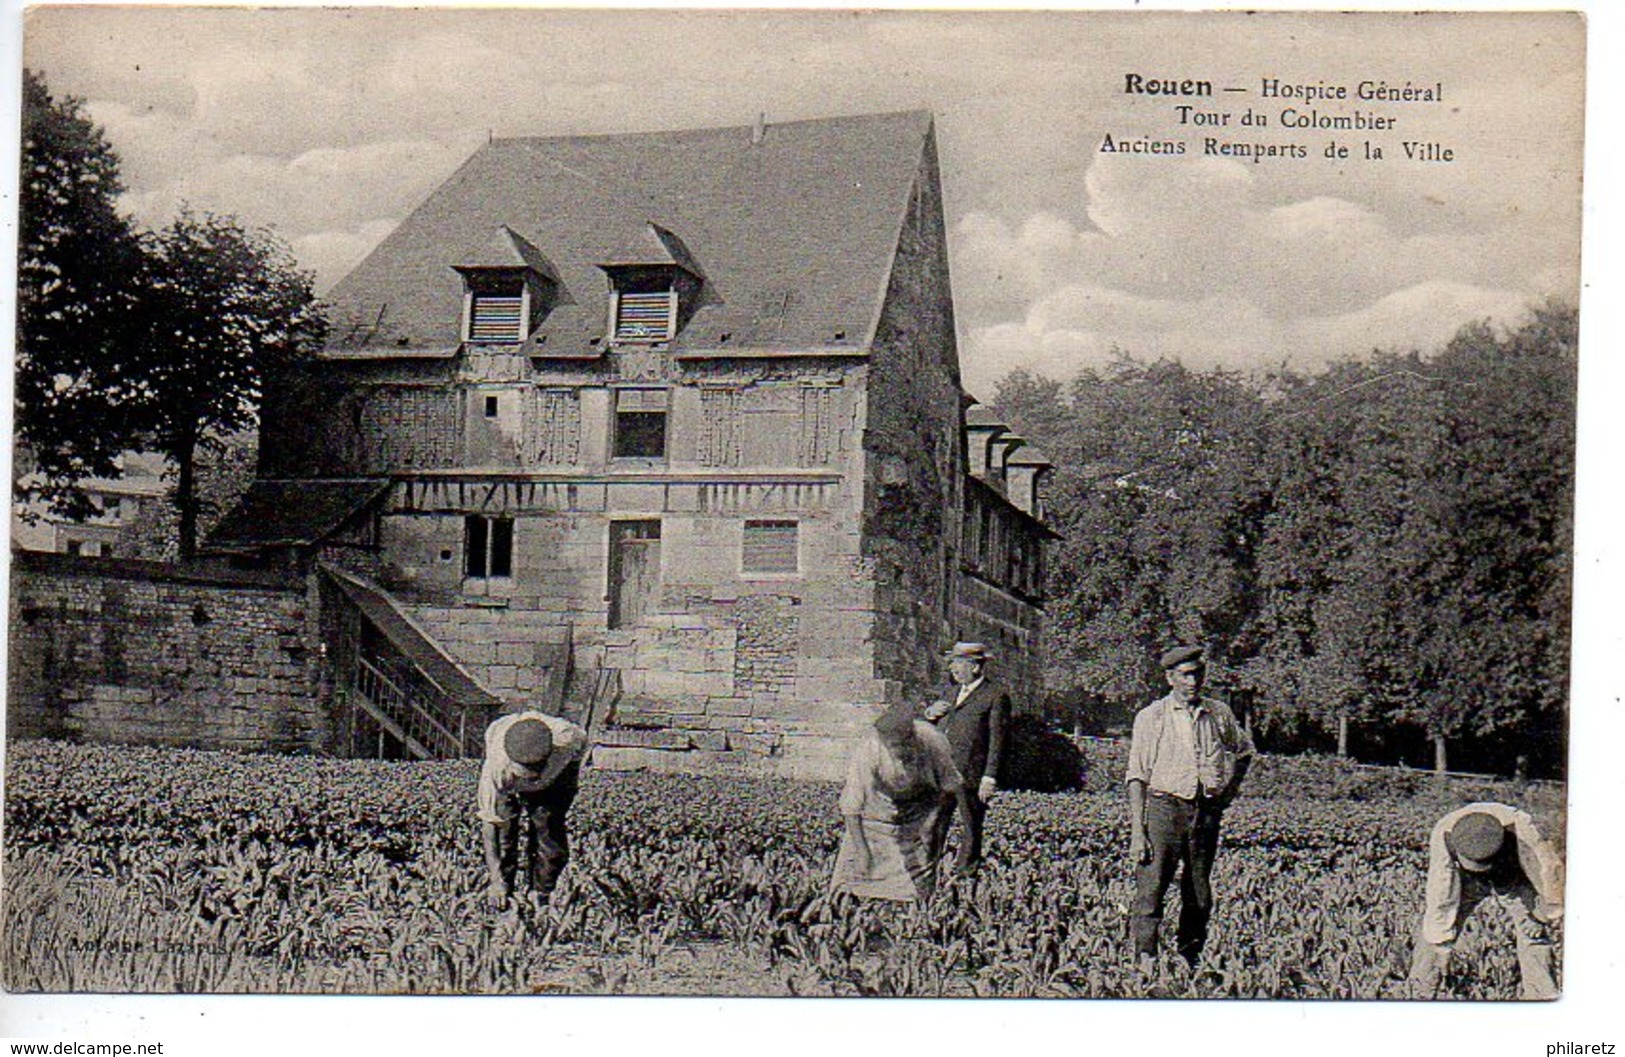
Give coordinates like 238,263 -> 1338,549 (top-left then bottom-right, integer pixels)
862,124 -> 967,701
342,351 -> 889,778
6,552 -> 331,753
953,572 -> 1045,715
375,498 -> 885,779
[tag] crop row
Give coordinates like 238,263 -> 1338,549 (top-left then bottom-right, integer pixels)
2,740 -> 1543,998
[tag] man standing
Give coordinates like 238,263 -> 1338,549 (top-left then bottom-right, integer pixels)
924,641 -> 1011,877
477,709 -> 589,911
1408,802 -> 1564,1000
1125,645 -> 1253,972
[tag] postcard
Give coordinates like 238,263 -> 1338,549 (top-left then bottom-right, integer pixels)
3,3 -> 1607,1043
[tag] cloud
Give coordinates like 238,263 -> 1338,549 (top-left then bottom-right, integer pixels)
29,7 -> 1581,390
951,144 -> 1569,398
87,95 -> 471,276
958,279 -> 1534,400
1289,281 -> 1533,358
294,221 -> 405,294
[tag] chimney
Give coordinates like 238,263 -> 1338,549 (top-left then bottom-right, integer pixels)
750,112 -> 767,146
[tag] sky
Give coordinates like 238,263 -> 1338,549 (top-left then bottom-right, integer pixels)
18,8 -> 1585,400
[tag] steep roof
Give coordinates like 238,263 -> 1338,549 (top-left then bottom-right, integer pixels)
1006,445 -> 1054,469
453,225 -> 561,283
323,110 -> 935,358
207,479 -> 388,549
964,404 -> 1007,429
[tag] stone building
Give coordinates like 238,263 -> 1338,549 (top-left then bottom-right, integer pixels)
11,452 -> 168,558
209,110 -> 1053,777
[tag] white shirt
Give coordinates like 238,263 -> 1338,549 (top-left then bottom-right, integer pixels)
475,711 -> 589,824
1125,693 -> 1253,799
1420,802 -> 1564,946
953,675 -> 985,708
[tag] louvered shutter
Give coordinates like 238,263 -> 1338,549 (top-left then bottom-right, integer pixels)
742,520 -> 799,574
615,291 -> 675,341
470,292 -> 524,343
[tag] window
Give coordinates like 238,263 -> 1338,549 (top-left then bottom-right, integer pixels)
465,515 -> 514,578
484,395 -> 500,418
742,520 -> 799,574
612,275 -> 676,343
613,389 -> 668,459
467,278 -> 526,344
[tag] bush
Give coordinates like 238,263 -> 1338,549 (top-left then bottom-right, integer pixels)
1001,714 -> 1085,792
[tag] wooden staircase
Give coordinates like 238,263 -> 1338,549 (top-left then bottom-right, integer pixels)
322,565 -> 502,760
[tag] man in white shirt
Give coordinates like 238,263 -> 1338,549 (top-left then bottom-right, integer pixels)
477,709 -> 589,911
1408,802 -> 1564,999
1124,644 -> 1253,971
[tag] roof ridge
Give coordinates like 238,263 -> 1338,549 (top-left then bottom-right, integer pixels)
487,108 -> 933,147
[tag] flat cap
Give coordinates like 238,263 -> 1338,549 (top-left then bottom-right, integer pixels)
1449,811 -> 1508,869
943,641 -> 993,661
504,715 -> 555,766
1160,645 -> 1205,670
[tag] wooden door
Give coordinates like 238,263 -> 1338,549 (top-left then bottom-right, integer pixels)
608,520 -> 661,629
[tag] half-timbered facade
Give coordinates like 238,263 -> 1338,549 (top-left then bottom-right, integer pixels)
211,111 -> 1052,776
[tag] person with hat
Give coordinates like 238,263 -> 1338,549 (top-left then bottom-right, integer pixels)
830,701 -> 964,902
1408,802 -> 1565,999
1124,644 -> 1254,972
477,709 -> 590,911
922,641 -> 1012,877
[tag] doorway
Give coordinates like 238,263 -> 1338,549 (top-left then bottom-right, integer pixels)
608,519 -> 661,629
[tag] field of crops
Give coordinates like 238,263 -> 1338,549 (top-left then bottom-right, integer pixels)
1,740 -> 1560,998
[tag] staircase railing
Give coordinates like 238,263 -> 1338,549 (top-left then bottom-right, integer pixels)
321,564 -> 498,761
352,654 -> 473,759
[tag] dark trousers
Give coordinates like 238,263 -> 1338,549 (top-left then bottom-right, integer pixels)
933,785 -> 988,870
1130,792 -> 1223,964
497,761 -> 580,898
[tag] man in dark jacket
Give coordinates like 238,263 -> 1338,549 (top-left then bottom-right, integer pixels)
924,641 -> 1012,877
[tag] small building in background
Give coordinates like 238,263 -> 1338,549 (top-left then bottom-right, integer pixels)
11,452 -> 169,559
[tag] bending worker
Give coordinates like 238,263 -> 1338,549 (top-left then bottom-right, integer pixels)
1409,802 -> 1564,1000
477,708 -> 589,911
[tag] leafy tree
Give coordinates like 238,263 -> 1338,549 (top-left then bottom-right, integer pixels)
1233,307 -> 1575,772
1410,304 -> 1577,771
993,302 -> 1576,776
15,68 -> 148,515
996,356 -> 1271,712
131,210 -> 326,558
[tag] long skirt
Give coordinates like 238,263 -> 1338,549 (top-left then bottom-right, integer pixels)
830,802 -> 947,902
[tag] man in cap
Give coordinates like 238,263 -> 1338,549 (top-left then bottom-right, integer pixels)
923,641 -> 1012,877
1408,802 -> 1564,999
477,708 -> 590,911
1125,644 -> 1254,972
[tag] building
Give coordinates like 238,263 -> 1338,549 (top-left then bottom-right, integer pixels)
11,452 -> 169,558
209,110 -> 1053,776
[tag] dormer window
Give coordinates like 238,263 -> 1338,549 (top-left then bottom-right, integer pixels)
612,273 -> 677,343
453,226 -> 560,348
467,275 -> 527,344
599,222 -> 706,347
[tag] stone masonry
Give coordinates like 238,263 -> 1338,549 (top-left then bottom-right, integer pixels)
6,552 -> 330,753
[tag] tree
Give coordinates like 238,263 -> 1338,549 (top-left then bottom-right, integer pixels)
15,69 -> 148,515
996,355 -> 1271,711
131,210 -> 327,558
1413,304 -> 1577,772
992,303 -> 1576,776
1242,306 -> 1576,773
